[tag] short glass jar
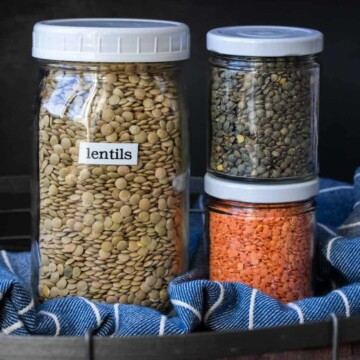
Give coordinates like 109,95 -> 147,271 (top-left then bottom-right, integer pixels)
207,26 -> 323,182
205,173 -> 318,303
31,19 -> 190,310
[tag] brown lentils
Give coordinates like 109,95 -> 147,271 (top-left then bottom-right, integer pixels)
209,57 -> 319,180
37,63 -> 185,311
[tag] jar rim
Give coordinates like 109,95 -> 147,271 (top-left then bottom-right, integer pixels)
32,18 -> 190,63
204,173 -> 319,203
207,26 -> 323,57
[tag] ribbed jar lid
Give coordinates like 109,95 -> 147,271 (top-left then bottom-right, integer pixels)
204,173 -> 319,203
207,26 -> 323,57
32,18 -> 190,62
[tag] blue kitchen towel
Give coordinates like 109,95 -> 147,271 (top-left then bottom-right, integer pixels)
1,171 -> 360,336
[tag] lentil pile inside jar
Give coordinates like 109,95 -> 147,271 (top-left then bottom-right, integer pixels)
32,19 -> 190,310
206,26 -> 323,181
205,174 -> 318,303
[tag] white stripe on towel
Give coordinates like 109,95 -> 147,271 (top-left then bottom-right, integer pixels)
334,290 -> 351,317
319,186 -> 353,194
288,303 -> 305,324
18,299 -> 34,315
318,223 -> 337,236
172,300 -> 202,321
204,282 -> 225,323
248,289 -> 257,330
111,304 -> 120,337
326,237 -> 341,262
1,321 -> 23,335
338,221 -> 360,230
1,250 -> 14,273
82,297 -> 102,328
39,310 -> 61,336
159,315 -> 166,336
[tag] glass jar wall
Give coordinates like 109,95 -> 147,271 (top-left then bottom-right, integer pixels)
207,26 -> 323,182
32,19 -> 190,311
205,173 -> 318,303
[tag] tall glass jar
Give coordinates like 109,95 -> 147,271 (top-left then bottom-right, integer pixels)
207,26 -> 323,182
205,173 -> 318,303
31,19 -> 190,310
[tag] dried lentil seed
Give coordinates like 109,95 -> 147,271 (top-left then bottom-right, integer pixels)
117,166 -> 130,176
150,212 -> 161,224
134,88 -> 146,100
101,124 -> 113,136
65,174 -> 77,186
83,213 -> 95,226
99,249 -> 111,260
102,109 -> 115,122
155,168 -> 167,180
92,221 -> 104,234
105,73 -> 117,84
138,211 -> 150,222
134,131 -> 147,143
77,280 -> 88,292
48,185 -> 58,196
112,212 -> 123,224
82,192 -> 94,207
118,254 -> 130,264
143,98 -> 154,109
129,125 -> 141,135
115,178 -> 127,190
56,277 -> 67,290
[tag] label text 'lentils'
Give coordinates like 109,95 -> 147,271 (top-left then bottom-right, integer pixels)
79,142 -> 138,165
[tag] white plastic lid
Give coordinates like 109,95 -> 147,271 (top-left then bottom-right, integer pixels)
207,26 -> 323,57
32,19 -> 190,62
204,173 -> 319,203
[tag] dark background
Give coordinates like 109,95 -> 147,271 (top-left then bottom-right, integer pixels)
0,0 -> 359,182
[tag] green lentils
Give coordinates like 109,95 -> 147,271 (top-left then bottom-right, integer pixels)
209,57 -> 319,180
37,63 -> 185,310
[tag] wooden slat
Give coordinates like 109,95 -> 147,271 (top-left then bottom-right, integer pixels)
0,208 -> 30,214
0,317 -> 359,360
0,235 -> 31,251
190,176 -> 204,195
230,345 -> 353,360
0,337 -> 83,360
352,343 -> 360,356
0,176 -> 29,193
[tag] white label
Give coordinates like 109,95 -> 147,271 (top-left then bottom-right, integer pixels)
78,142 -> 138,165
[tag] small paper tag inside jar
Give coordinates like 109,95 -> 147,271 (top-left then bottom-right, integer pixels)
78,142 -> 138,165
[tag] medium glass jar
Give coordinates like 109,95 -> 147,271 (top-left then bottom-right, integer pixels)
207,26 -> 323,182
205,173 -> 318,303
31,19 -> 190,310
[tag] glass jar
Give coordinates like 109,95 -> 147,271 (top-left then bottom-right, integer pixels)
31,19 -> 190,310
207,26 -> 323,182
205,173 -> 318,303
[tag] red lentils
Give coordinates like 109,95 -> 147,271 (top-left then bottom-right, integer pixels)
208,199 -> 315,303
